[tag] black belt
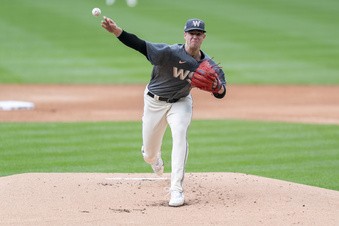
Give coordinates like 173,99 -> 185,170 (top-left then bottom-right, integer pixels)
147,92 -> 179,103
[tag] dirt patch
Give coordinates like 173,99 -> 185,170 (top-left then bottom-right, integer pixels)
1,84 -> 339,225
0,173 -> 338,225
1,84 -> 339,124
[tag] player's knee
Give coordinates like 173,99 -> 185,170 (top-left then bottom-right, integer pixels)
141,146 -> 156,164
143,154 -> 156,164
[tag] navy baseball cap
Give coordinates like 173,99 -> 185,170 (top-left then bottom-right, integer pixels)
184,18 -> 206,32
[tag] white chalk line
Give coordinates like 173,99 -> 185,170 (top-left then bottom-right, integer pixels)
105,177 -> 168,181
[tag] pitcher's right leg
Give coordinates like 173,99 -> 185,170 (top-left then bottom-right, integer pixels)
141,88 -> 170,173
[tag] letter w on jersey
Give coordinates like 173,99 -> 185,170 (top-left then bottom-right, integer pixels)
173,67 -> 194,80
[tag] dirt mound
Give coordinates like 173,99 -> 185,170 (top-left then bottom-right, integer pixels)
1,173 -> 338,225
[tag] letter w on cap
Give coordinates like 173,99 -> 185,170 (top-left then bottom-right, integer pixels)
192,20 -> 201,27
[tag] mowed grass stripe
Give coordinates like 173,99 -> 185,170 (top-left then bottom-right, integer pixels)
206,0 -> 339,84
0,0 -> 149,83
186,120 -> 339,190
0,122 -> 142,173
1,120 -> 338,190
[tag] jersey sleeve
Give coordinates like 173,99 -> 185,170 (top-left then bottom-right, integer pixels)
117,30 -> 147,57
145,42 -> 172,65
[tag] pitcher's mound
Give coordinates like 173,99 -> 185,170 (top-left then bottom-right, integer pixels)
0,173 -> 338,225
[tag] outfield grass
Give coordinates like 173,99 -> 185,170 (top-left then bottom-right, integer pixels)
1,120 -> 338,191
1,0 -> 338,84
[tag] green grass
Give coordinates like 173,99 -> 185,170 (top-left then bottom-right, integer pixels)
1,0 -> 339,84
1,120 -> 338,191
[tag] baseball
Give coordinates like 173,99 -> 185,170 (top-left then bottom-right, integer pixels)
92,8 -> 101,17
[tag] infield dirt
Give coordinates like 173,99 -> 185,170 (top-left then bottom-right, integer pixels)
1,84 -> 339,124
0,84 -> 339,225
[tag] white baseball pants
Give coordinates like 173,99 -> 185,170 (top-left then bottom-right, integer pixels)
142,87 -> 193,192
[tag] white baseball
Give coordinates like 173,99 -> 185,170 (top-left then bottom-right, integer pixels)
92,8 -> 101,17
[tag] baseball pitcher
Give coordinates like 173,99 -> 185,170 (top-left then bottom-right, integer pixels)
101,17 -> 227,207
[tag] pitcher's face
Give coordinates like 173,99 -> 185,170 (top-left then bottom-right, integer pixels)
184,31 -> 206,50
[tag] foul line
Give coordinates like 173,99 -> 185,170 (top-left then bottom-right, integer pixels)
105,177 -> 168,181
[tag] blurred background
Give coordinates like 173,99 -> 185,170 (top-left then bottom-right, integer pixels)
1,0 -> 338,84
